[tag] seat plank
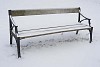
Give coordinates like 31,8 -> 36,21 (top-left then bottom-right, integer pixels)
17,23 -> 91,39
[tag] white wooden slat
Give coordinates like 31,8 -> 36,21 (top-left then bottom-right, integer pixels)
17,23 -> 90,38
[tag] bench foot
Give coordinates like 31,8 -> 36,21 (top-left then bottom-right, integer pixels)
16,37 -> 21,58
76,30 -> 79,34
89,27 -> 93,43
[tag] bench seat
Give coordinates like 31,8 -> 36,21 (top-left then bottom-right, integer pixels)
17,23 -> 91,39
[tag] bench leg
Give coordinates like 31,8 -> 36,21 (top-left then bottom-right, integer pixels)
76,30 -> 79,34
89,27 -> 93,43
16,37 -> 21,58
10,32 -> 13,45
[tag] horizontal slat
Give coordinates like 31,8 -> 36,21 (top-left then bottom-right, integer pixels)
10,7 -> 80,16
17,23 -> 91,39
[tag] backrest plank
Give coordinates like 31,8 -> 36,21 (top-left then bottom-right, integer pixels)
10,7 -> 80,16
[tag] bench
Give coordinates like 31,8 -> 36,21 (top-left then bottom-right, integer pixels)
8,7 -> 93,58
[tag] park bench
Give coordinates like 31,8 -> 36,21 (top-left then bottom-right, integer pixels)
8,7 -> 93,58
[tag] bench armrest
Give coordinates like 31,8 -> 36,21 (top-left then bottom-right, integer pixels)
79,13 -> 91,26
9,16 -> 18,35
10,16 -> 17,26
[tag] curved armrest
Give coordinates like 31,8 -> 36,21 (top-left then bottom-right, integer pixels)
9,16 -> 18,34
79,13 -> 91,26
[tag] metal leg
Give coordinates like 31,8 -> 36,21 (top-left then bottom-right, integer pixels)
16,37 -> 21,58
76,30 -> 79,34
89,27 -> 93,43
10,32 -> 13,45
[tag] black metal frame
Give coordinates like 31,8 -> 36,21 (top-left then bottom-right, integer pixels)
8,7 -> 93,58
9,10 -> 21,58
77,12 -> 93,43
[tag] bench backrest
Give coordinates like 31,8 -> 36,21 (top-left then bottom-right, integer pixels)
9,7 -> 80,16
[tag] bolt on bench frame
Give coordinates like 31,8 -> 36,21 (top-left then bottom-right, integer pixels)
8,7 -> 93,58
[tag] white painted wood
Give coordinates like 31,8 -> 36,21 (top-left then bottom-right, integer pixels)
17,23 -> 90,38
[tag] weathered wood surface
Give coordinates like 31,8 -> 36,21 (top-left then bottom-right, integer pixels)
10,7 -> 80,16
